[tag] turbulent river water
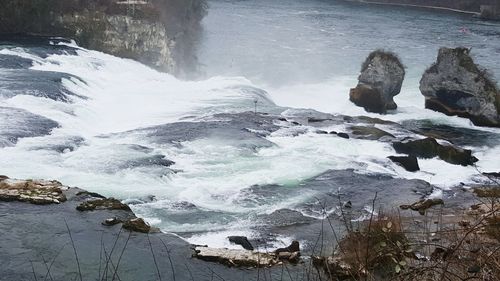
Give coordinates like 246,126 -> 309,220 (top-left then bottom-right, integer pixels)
0,0 -> 499,249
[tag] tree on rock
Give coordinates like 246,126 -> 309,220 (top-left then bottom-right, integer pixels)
420,47 -> 500,127
349,50 -> 405,114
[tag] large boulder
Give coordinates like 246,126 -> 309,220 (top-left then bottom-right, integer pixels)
420,47 -> 500,127
349,50 -> 406,113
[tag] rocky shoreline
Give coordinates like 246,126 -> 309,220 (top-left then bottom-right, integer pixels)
343,0 -> 500,20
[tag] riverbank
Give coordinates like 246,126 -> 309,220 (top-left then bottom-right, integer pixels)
346,0 -> 480,15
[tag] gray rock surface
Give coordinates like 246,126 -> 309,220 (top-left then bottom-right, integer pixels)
349,50 -> 405,113
420,47 -> 500,127
0,179 -> 306,281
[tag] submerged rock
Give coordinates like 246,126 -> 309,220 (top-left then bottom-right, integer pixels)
0,178 -> 67,204
392,137 -> 478,166
388,155 -> 420,172
420,47 -> 500,127
349,50 -> 405,113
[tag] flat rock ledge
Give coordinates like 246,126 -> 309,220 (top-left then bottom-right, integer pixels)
193,246 -> 300,267
0,176 -> 67,204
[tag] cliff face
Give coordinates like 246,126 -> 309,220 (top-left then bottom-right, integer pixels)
0,0 -> 208,75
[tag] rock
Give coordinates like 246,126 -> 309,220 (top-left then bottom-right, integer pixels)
308,117 -> 331,123
228,236 -> 254,251
315,130 -> 329,134
343,201 -> 353,209
0,0 -> 208,74
388,155 -> 420,172
392,137 -> 478,166
467,264 -> 481,274
349,125 -> 395,140
312,256 -> 355,280
75,191 -> 106,199
76,198 -> 131,212
123,218 -> 151,233
277,251 -> 301,263
337,132 -> 350,139
420,47 -> 500,127
193,246 -> 278,267
400,198 -> 444,215
0,178 -> 67,205
483,172 -> 500,178
349,50 -> 405,113
275,241 -> 300,254
0,175 -> 8,181
102,217 -> 122,226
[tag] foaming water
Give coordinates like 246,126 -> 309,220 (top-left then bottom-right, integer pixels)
0,0 -> 500,248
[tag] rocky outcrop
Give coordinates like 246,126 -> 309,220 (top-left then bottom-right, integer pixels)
0,0 -> 207,74
193,241 -> 301,267
349,50 -> 405,113
193,246 -> 279,267
420,47 -> 500,127
0,177 -> 67,204
392,137 -> 478,166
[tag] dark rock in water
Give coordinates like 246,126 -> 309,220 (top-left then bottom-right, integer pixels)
123,218 -> 151,233
275,241 -> 300,254
329,131 -> 338,135
420,47 -> 500,127
483,172 -> 500,178
228,236 -> 254,251
260,209 -> 316,227
316,130 -> 329,134
102,217 -> 122,226
400,198 -> 444,215
401,119 -> 500,148
76,198 -> 131,212
0,176 -> 8,181
349,125 -> 395,140
75,191 -> 106,199
349,50 -> 405,113
392,138 -> 478,166
343,201 -> 352,209
388,155 -> 420,172
337,132 -> 350,139
308,117 -> 331,123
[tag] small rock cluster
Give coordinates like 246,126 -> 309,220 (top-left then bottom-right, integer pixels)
0,176 -> 67,204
